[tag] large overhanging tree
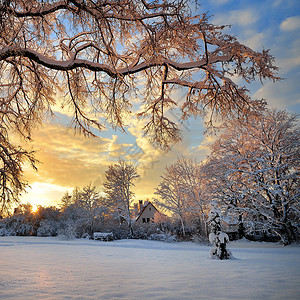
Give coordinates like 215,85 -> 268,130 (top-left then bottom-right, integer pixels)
0,0 -> 279,212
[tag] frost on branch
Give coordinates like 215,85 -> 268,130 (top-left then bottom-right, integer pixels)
208,208 -> 232,260
204,109 -> 300,245
0,0 -> 280,150
0,0 -> 280,212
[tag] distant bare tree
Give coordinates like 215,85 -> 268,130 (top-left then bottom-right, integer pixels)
155,161 -> 189,235
155,157 -> 210,236
103,159 -> 139,235
0,0 -> 279,211
174,157 -> 210,236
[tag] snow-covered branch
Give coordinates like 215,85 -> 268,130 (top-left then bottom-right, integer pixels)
0,0 -> 280,150
0,0 -> 282,211
204,109 -> 300,244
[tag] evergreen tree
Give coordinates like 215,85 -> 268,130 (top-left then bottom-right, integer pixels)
208,208 -> 232,260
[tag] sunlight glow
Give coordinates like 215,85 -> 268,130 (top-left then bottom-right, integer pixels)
31,205 -> 38,213
21,182 -> 73,208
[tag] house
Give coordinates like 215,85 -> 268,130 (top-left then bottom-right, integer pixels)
134,200 -> 161,224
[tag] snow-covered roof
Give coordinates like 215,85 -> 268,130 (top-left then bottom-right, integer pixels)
135,201 -> 159,222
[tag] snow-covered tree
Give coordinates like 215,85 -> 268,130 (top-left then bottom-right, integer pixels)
60,192 -> 73,210
0,0 -> 280,212
4,203 -> 35,236
208,208 -> 231,260
205,109 -> 300,244
103,159 -> 139,235
60,184 -> 107,237
34,205 -> 61,237
155,161 -> 189,236
174,157 -> 210,236
77,184 -> 107,234
155,157 -> 210,237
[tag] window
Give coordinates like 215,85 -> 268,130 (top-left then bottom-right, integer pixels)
147,218 -> 150,223
142,218 -> 146,223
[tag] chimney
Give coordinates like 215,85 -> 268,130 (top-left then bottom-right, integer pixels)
134,203 -> 138,217
138,200 -> 143,212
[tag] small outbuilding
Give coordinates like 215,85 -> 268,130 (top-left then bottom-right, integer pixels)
93,232 -> 114,241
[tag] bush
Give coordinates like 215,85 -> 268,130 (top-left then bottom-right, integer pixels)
37,220 -> 59,237
57,221 -> 77,239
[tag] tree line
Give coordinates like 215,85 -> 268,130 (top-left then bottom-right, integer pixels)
155,109 -> 300,245
1,108 -> 299,245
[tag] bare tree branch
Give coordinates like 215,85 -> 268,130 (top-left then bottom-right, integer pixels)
0,0 -> 280,210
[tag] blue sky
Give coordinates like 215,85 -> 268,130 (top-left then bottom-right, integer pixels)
202,0 -> 300,114
21,0 -> 300,208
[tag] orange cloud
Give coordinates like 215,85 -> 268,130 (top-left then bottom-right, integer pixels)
18,109 -> 213,207
19,123 -> 134,205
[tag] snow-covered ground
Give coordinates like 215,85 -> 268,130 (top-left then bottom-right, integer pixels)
1,237 -> 299,299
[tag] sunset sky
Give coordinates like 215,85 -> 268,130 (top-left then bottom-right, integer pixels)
21,0 -> 300,208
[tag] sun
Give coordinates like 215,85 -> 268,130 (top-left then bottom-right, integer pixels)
31,205 -> 38,213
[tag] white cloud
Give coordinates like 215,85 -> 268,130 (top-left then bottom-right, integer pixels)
273,0 -> 283,7
241,31 -> 266,51
29,182 -> 71,193
273,31 -> 300,72
280,16 -> 300,31
214,9 -> 259,27
190,133 -> 216,160
210,0 -> 231,5
278,54 -> 300,71
254,78 -> 300,114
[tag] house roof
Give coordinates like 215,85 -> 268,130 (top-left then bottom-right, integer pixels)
135,201 -> 159,222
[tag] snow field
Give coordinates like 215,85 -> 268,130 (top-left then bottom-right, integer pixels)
0,237 -> 299,299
